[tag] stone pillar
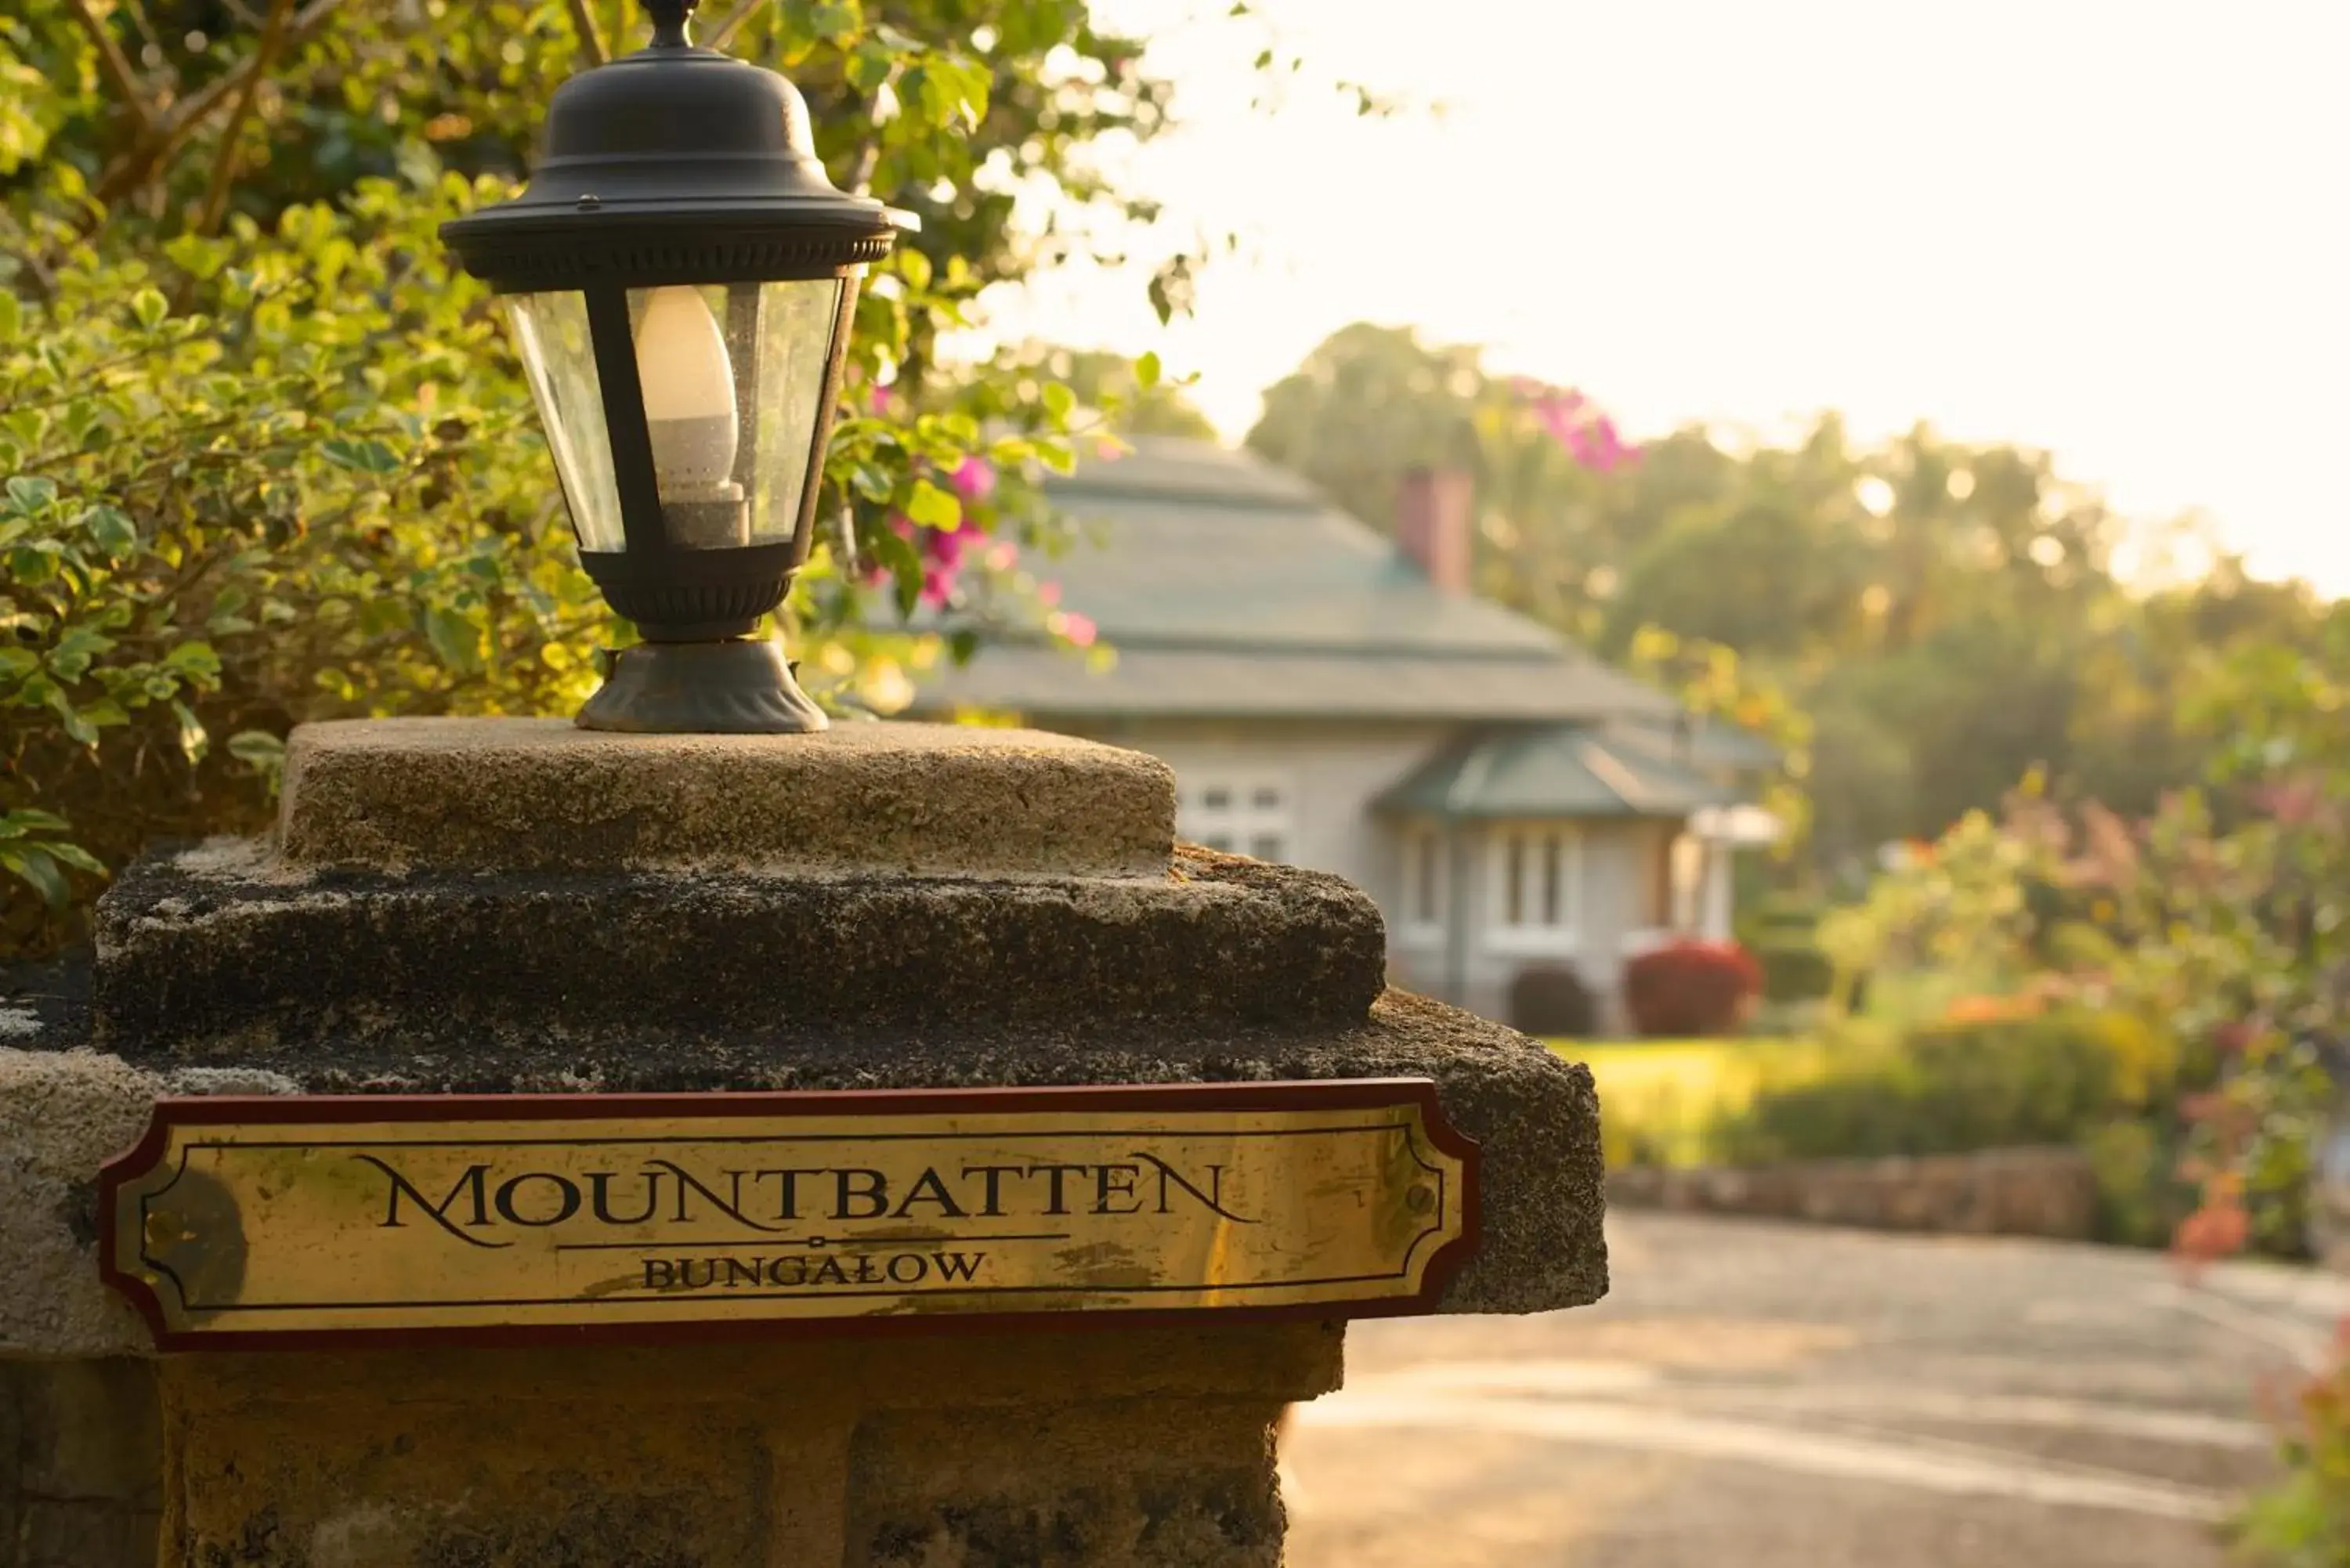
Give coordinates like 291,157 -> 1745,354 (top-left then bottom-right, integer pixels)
2,717 -> 1607,1568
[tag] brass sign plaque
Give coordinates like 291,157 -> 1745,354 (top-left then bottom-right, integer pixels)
100,1080 -> 1477,1349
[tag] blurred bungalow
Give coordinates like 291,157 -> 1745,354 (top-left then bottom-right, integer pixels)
911,439 -> 1780,1029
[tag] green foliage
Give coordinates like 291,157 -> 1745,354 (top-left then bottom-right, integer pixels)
1815,808 -> 2051,1017
2236,1337 -> 2350,1568
1715,1009 -> 2168,1166
1618,625 -> 1811,855
2082,1119 -> 2196,1251
2041,918 -> 2124,975
1564,1035 -> 1835,1170
0,172 -> 592,948
0,0 -> 1296,954
1755,941 -> 1836,1004
978,343 -> 1218,439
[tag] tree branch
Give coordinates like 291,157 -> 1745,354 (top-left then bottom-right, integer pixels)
193,0 -> 295,238
704,0 -> 774,52
64,0 -> 158,134
566,0 -> 609,67
93,0 -> 343,208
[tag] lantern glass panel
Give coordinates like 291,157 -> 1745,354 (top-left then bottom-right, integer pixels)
505,291 -> 625,553
624,279 -> 843,551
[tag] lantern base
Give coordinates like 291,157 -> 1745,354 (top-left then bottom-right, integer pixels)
576,639 -> 830,735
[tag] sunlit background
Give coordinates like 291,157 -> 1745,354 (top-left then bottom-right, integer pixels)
985,0 -> 2350,590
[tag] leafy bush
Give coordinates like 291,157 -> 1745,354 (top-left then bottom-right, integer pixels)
2084,1119 -> 2196,1249
1741,895 -> 1822,944
1755,940 -> 1835,1003
2043,918 -> 2124,975
1623,939 -> 1761,1038
2236,1325 -> 2350,1568
1716,1008 -> 2161,1164
1510,963 -> 1596,1039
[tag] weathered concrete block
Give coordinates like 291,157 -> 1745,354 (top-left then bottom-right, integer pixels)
2,993 -> 1600,1360
0,1050 -> 169,1359
277,717 -> 1178,879
156,1328 -> 1334,1568
846,1401 -> 1285,1568
1607,1145 -> 2099,1241
93,847 -> 1390,1050
0,1048 -> 297,1360
0,1359 -> 161,1568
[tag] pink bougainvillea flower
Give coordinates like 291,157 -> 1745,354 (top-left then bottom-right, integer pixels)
948,455 -> 998,501
1037,580 -> 1061,607
920,563 -> 958,608
927,526 -> 971,573
1061,612 -> 1097,649
984,541 -> 1019,573
867,383 -> 897,417
1518,380 -> 1640,473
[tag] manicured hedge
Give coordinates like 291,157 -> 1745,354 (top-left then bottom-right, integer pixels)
1624,939 -> 1762,1038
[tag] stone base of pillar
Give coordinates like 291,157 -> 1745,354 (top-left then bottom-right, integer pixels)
159,1326 -> 1335,1567
3,718 -> 1608,1567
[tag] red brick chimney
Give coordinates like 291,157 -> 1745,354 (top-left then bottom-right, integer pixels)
1397,466 -> 1473,595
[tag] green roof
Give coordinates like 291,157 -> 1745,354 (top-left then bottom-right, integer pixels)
1378,726 -> 1737,821
911,438 -> 1678,724
1605,712 -> 1784,772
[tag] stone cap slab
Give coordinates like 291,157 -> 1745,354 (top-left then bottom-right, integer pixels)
0,991 -> 1603,1357
276,717 -> 1176,879
94,846 -> 1386,1050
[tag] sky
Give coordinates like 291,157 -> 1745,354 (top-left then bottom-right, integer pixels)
984,0 -> 2350,591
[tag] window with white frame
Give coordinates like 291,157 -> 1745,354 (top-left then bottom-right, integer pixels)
1179,774 -> 1294,863
1488,824 -> 1580,945
1398,822 -> 1448,939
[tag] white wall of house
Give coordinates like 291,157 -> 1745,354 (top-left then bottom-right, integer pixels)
1047,716 -> 1712,1033
1387,815 -> 1680,1029
1054,717 -> 1456,901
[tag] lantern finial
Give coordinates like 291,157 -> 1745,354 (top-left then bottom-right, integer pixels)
645,0 -> 696,49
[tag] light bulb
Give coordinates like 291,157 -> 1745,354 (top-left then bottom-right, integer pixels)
634,286 -> 739,494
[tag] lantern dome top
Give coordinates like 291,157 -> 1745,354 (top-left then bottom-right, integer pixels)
442,2 -> 912,294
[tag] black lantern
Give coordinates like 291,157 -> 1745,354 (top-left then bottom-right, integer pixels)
443,0 -> 909,733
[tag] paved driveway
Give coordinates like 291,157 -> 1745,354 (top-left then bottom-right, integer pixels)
1285,1212 -> 2349,1568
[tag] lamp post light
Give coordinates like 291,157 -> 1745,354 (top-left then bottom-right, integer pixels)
443,0 -> 911,733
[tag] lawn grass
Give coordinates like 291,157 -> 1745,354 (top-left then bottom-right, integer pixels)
1547,1035 -> 1835,1167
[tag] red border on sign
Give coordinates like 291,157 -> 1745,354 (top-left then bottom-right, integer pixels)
99,1078 -> 1481,1353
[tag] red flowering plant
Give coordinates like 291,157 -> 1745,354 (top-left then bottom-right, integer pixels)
1624,939 -> 1762,1038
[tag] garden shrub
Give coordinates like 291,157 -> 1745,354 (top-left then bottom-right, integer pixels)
1737,895 -> 1820,954
1623,939 -> 1761,1038
2044,919 -> 2124,975
1510,962 -> 1596,1039
2084,1119 -> 2196,1249
2235,1330 -> 2350,1568
1755,940 -> 1836,1003
1715,1008 -> 2157,1163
